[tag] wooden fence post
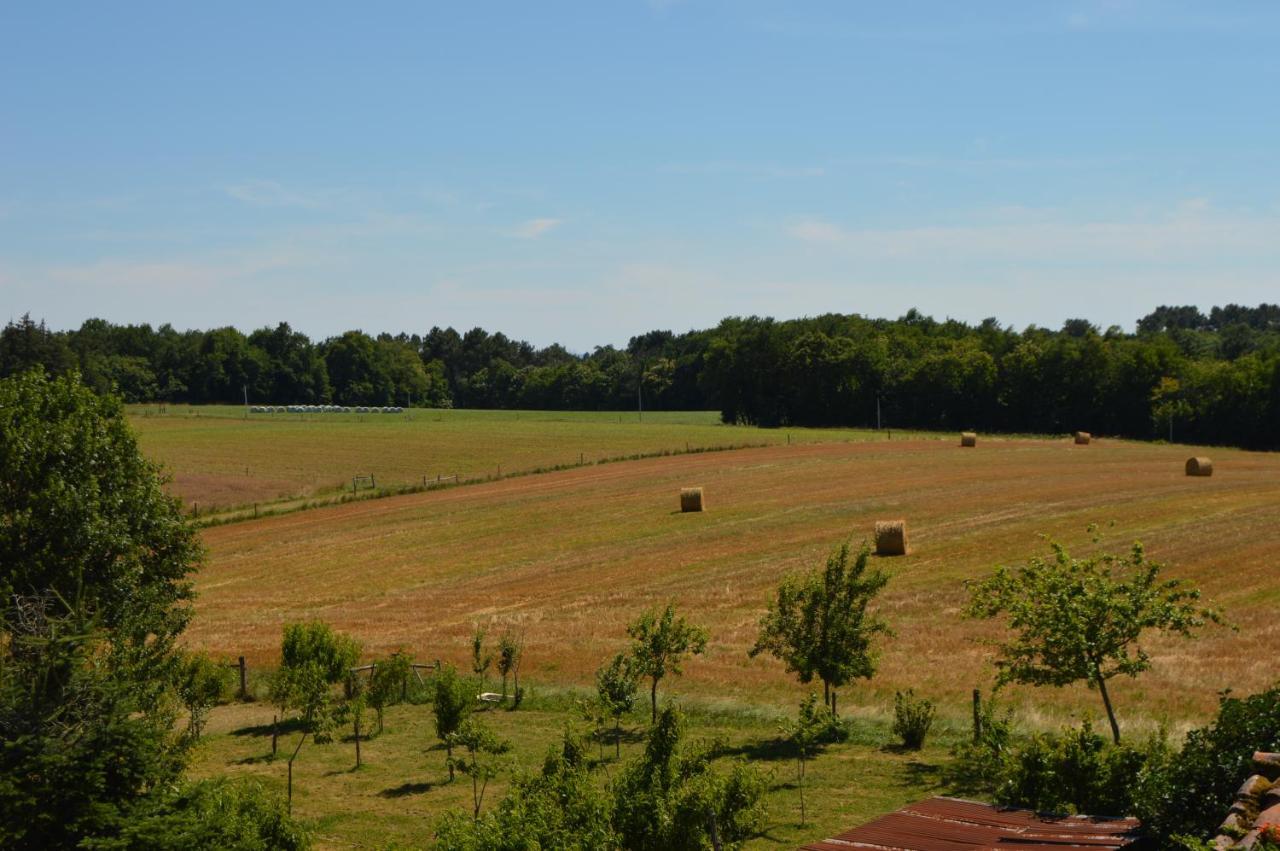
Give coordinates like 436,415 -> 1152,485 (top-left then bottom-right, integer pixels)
237,656 -> 247,700
972,688 -> 982,743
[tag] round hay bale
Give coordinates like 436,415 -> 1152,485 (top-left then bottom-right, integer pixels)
960,431 -> 977,447
1073,431 -> 1092,445
874,520 -> 909,556
1186,456 -> 1213,477
679,487 -> 704,513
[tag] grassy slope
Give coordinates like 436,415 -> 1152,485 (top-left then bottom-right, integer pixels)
129,406 -> 931,511
191,689 -> 954,851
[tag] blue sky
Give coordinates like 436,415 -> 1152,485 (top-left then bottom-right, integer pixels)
2,1 -> 1278,350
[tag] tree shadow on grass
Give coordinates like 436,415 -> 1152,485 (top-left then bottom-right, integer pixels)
379,781 -> 437,798
234,753 -> 277,766
709,736 -> 797,763
900,758 -> 944,792
231,716 -> 304,738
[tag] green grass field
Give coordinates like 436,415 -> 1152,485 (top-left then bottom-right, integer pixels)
193,681 -> 956,850
128,405 -> 935,512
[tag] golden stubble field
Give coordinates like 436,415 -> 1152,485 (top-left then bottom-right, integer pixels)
188,436 -> 1280,729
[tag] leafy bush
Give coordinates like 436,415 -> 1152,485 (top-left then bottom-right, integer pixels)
1134,684 -> 1280,842
611,705 -> 766,850
367,650 -> 413,734
434,664 -> 474,781
947,694 -> 1015,792
279,622 -> 361,684
995,720 -> 1168,816
436,728 -> 616,850
176,652 -> 233,740
270,622 -> 362,742
105,778 -> 310,850
892,689 -> 936,750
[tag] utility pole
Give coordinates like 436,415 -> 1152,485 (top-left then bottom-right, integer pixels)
243,384 -> 248,407
876,394 -> 881,431
637,362 -> 643,423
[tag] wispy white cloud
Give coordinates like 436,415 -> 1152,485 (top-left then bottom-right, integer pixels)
658,161 -> 826,179
787,200 -> 1280,264
512,218 -> 563,239
224,180 -> 323,208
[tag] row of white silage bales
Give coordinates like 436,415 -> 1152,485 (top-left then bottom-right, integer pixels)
248,405 -> 405,414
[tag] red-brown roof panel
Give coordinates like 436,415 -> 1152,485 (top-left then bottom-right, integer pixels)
799,796 -> 1142,850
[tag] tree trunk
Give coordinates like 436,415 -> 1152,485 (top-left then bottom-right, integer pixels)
831,691 -> 838,719
615,717 -> 622,759
823,680 -> 830,708
447,743 -> 455,781
1095,672 -> 1121,744
798,756 -> 806,826
650,676 -> 659,724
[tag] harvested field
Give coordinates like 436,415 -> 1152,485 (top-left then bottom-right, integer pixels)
130,406 -> 927,510
188,436 -> 1280,727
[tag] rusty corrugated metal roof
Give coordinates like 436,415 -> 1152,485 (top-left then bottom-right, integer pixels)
799,796 -> 1142,850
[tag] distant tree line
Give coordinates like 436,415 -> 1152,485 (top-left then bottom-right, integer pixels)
3,302 -> 1279,447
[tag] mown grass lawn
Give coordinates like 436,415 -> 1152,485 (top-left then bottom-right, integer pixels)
190,684 -> 958,850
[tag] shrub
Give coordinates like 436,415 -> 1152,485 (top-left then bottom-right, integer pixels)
109,778 -> 310,850
995,720 -> 1168,816
176,652 -> 233,740
892,689 -> 936,750
433,664 -> 474,781
948,694 -> 1015,792
1134,683 -> 1280,842
367,651 -> 413,734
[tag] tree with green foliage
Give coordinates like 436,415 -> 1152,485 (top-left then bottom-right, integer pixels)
0,595 -> 188,848
595,652 -> 641,759
446,718 -> 512,819
109,778 -> 311,850
965,536 -> 1225,744
611,704 -> 766,850
0,369 -> 200,656
751,541 -> 890,717
0,369 -> 306,848
435,727 -> 617,850
780,693 -> 831,827
496,630 -> 522,702
1134,683 -> 1280,843
434,664 -> 474,781
177,652 -> 233,740
471,626 -> 493,692
627,605 -> 709,724
270,621 -> 362,742
366,650 -> 413,734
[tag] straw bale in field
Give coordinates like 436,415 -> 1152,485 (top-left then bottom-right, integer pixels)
1186,456 -> 1213,477
680,487 -> 704,513
1074,431 -> 1091,445
874,519 -> 909,556
960,432 -> 977,447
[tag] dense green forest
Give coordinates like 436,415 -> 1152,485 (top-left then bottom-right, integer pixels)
3,304 -> 1279,448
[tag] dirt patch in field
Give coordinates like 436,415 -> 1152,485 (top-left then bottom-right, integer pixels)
166,473 -> 303,510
